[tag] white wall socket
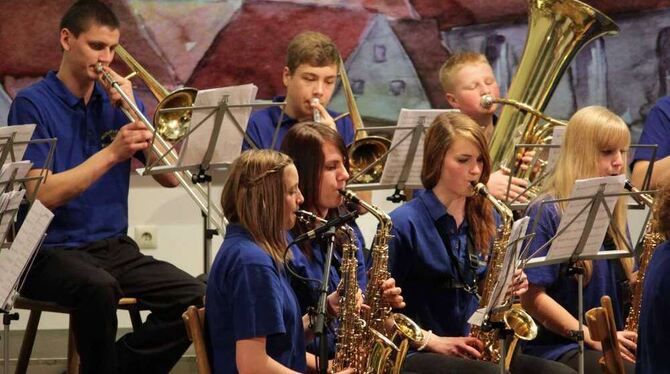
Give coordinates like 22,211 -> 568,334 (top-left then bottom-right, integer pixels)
134,225 -> 157,250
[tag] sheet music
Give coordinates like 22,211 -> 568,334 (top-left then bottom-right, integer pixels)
0,160 -> 32,189
0,200 -> 53,311
0,124 -> 36,164
0,190 -> 25,246
544,127 -> 565,174
179,84 -> 258,167
546,174 -> 625,260
380,109 -> 457,187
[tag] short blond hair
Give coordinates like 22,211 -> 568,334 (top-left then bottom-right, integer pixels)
439,52 -> 490,92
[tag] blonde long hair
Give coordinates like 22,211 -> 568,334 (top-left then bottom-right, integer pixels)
543,105 -> 633,282
221,150 -> 294,263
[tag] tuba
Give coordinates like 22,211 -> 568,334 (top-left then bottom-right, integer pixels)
470,183 -> 538,370
488,0 -> 619,183
340,56 -> 391,184
623,180 -> 665,332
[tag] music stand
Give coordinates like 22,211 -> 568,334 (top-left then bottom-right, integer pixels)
0,129 -> 56,374
345,109 -> 458,201
523,175 -> 635,374
138,85 -> 269,274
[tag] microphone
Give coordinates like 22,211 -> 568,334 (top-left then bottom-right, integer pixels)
291,210 -> 359,244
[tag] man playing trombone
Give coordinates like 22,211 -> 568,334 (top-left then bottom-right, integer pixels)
7,1 -> 205,373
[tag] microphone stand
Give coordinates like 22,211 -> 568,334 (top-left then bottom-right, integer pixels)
316,225 -> 337,374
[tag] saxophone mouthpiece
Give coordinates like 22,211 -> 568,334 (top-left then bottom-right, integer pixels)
338,189 -> 359,203
472,182 -> 489,197
623,179 -> 635,192
480,95 -> 494,109
295,209 -> 324,224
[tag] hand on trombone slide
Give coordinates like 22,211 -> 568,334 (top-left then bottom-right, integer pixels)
96,63 -> 137,112
107,121 -> 153,163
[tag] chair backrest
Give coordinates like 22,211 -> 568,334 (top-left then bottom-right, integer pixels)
182,305 -> 211,374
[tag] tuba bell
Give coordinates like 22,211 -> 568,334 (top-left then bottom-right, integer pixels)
488,0 -> 619,184
339,56 -> 391,184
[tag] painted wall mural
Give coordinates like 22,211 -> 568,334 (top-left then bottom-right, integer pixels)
2,0 -> 670,142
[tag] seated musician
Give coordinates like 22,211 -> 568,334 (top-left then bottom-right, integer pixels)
630,96 -> 670,189
205,149 -> 354,373
279,123 -> 403,363
7,1 -> 205,372
520,106 -> 637,373
637,179 -> 670,374
439,52 -> 532,203
242,31 -> 354,151
387,112 -> 575,374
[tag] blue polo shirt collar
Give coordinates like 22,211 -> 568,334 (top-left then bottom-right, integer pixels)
44,71 -> 105,109
418,189 -> 450,222
270,96 -> 300,128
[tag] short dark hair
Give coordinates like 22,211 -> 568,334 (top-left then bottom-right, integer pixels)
60,0 -> 120,37
285,31 -> 339,74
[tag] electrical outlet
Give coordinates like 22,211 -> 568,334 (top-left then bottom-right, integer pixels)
134,226 -> 157,249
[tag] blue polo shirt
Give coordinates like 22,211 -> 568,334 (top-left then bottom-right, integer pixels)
632,96 -> 670,167
206,224 -> 306,373
287,222 -> 367,357
637,240 -> 670,374
522,199 -> 627,361
242,96 -> 355,151
388,190 -> 490,338
7,71 -> 145,248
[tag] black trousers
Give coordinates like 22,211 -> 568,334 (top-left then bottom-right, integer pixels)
557,348 -> 635,374
20,235 -> 206,374
402,352 -> 577,374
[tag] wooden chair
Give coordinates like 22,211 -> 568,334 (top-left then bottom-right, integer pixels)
182,305 -> 210,374
13,296 -> 144,374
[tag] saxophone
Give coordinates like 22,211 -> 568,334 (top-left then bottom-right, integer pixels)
295,210 -> 367,372
470,183 -> 538,369
332,223 -> 367,373
624,180 -> 665,332
339,189 -> 423,374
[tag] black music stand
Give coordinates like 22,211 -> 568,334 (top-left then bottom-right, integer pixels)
345,109 -> 458,201
523,175 -> 636,374
139,85 -> 272,274
0,129 -> 56,374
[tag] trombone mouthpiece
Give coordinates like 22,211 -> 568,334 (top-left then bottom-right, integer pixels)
480,95 -> 494,109
311,98 -> 321,123
95,62 -> 104,74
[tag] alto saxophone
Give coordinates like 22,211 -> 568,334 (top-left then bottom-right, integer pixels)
470,183 -> 538,370
624,180 -> 665,332
295,210 -> 367,372
339,189 -> 423,374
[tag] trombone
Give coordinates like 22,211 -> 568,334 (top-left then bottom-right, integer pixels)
96,47 -> 225,235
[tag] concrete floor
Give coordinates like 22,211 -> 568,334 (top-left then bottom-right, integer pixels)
0,328 -> 197,373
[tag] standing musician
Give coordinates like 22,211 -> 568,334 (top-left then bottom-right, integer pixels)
520,106 -> 636,373
636,179 -> 670,374
7,1 -> 205,373
387,112 -> 575,374
205,149 -> 354,373
279,123 -> 404,362
439,52 -> 532,203
242,31 -> 354,151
